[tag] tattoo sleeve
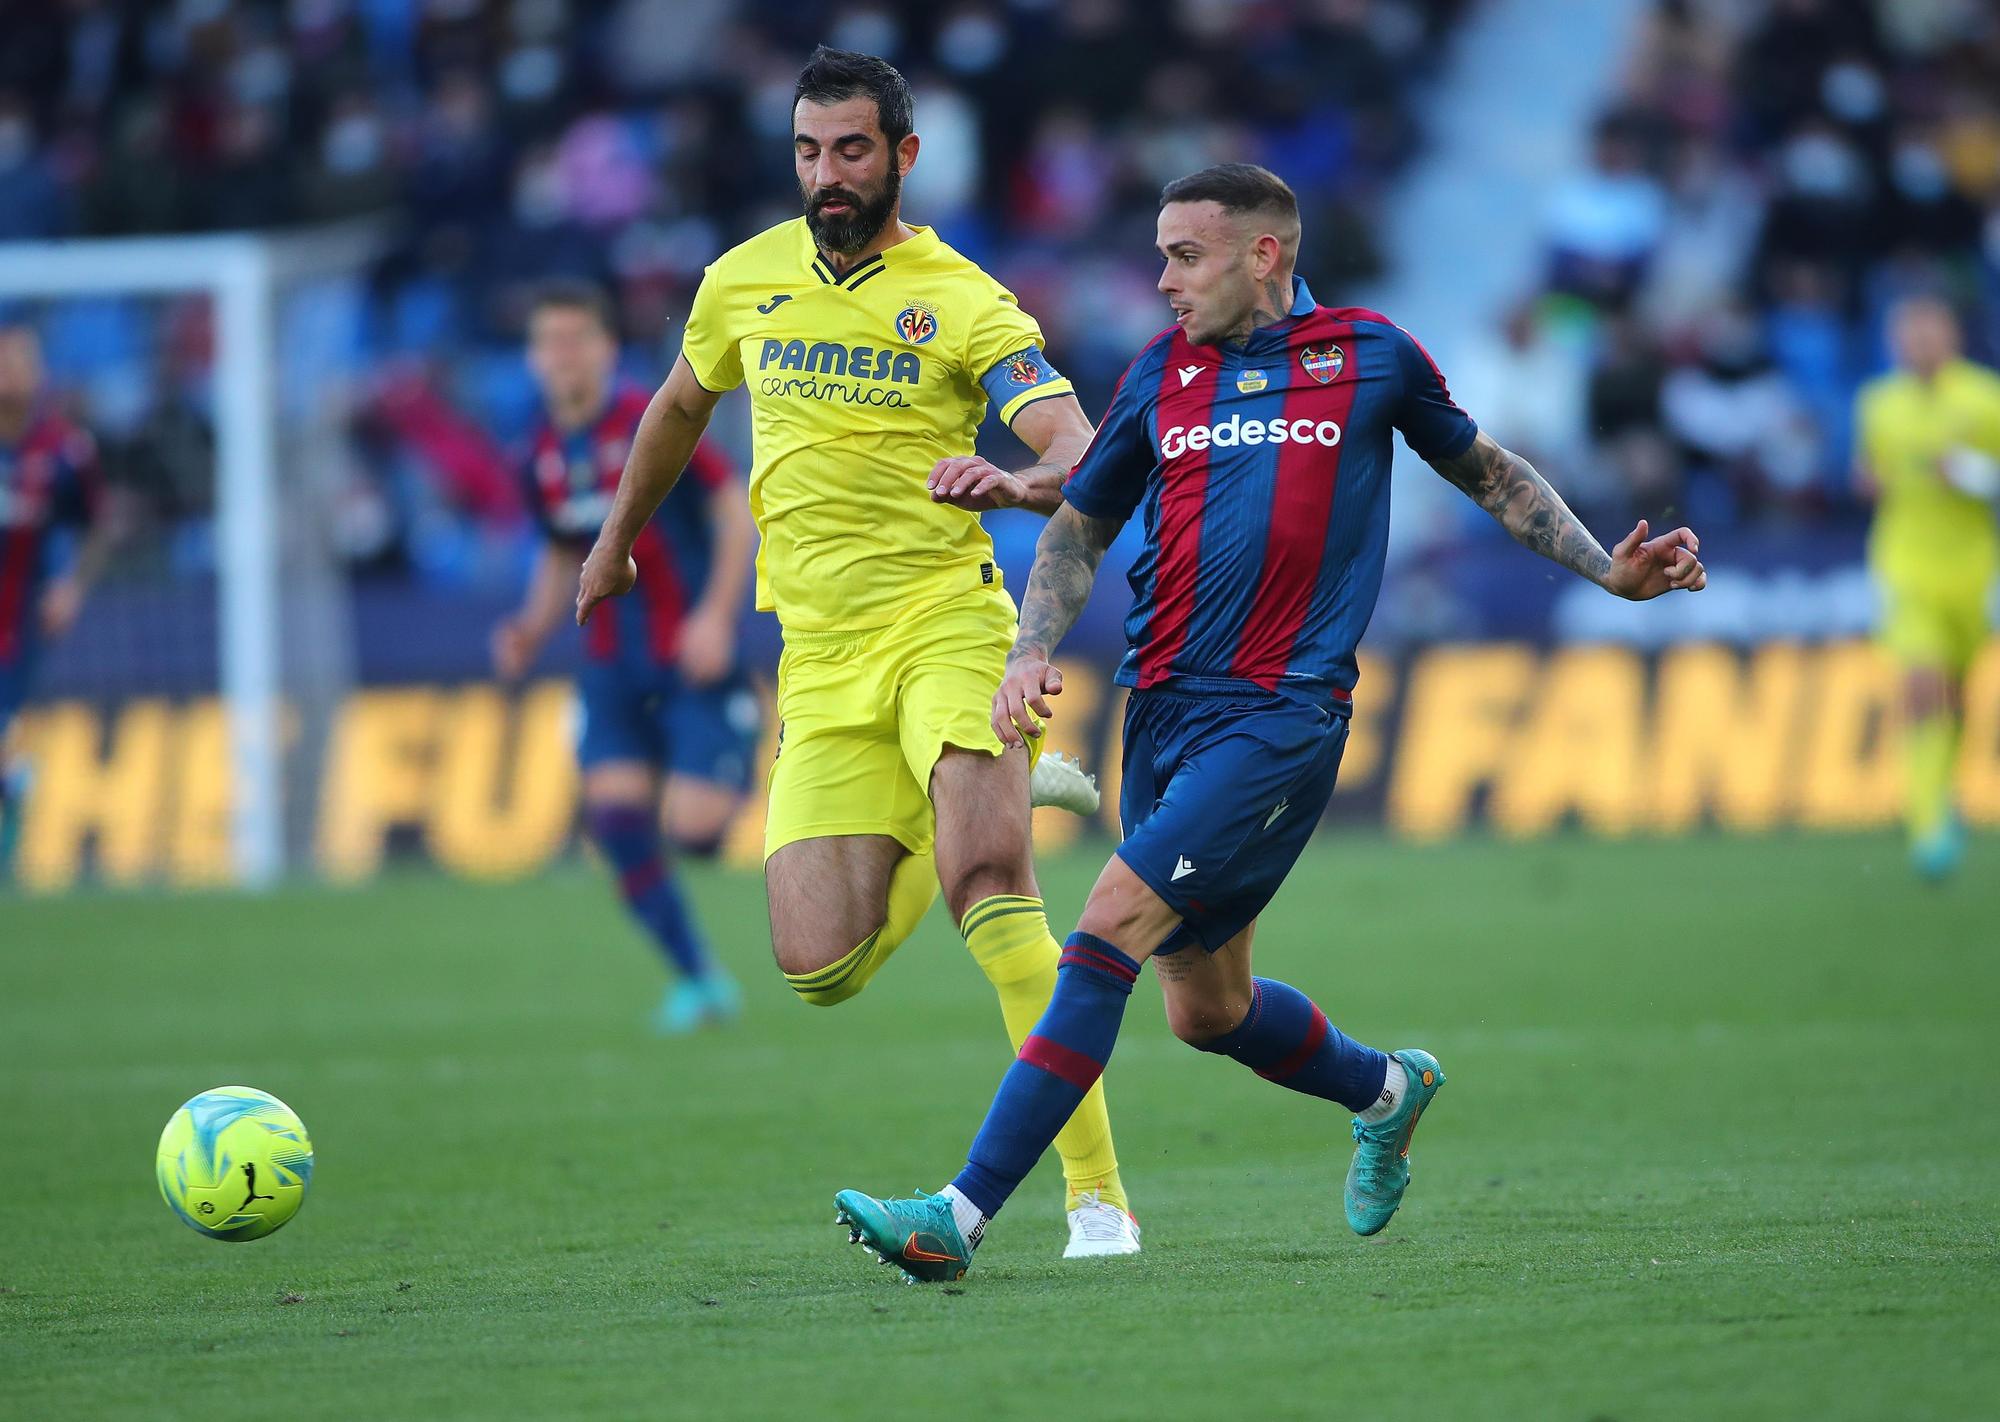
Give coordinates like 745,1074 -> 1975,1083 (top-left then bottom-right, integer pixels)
1011,503 -> 1123,662
1429,432 -> 1611,586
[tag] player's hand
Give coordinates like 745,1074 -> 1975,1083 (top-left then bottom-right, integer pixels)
491,615 -> 540,683
678,607 -> 734,687
38,578 -> 83,639
1604,520 -> 1706,600
576,542 -> 638,626
928,456 -> 1027,512
992,654 -> 1063,748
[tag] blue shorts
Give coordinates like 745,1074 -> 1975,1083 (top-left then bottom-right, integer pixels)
0,658 -> 31,741
575,660 -> 763,791
1116,684 -> 1349,953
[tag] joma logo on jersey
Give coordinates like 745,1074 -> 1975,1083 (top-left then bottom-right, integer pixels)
758,339 -> 921,385
1159,415 -> 1342,459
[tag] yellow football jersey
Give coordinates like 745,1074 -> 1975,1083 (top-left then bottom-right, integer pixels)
1857,357 -> 2000,592
679,218 -> 1074,631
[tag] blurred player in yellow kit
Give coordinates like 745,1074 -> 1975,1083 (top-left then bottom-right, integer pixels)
1855,297 -> 2000,878
576,49 -> 1137,1257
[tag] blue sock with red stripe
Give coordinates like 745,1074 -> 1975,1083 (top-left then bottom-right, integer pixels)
1198,978 -> 1388,1112
950,932 -> 1139,1218
587,805 -> 713,980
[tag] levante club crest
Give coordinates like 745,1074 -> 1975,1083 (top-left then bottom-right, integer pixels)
1300,343 -> 1344,384
894,304 -> 939,345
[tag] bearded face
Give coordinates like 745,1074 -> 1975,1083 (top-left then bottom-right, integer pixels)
801,159 -> 901,256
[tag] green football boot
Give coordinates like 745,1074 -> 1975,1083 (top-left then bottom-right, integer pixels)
1344,1048 -> 1446,1237
833,1188 -> 974,1284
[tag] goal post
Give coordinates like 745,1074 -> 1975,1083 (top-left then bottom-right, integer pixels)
0,223 -> 388,888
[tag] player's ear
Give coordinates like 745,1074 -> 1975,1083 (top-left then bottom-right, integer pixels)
896,131 -> 919,178
1251,232 -> 1283,280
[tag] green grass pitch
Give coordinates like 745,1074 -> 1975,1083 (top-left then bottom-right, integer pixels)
2,831 -> 1996,1420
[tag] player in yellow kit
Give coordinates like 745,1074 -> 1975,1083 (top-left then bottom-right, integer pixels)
1855,296 -> 2000,878
576,48 -> 1138,1257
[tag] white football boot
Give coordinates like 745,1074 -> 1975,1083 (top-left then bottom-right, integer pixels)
1030,749 -> 1101,816
1063,1190 -> 1142,1258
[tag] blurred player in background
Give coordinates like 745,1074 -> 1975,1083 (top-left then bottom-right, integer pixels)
0,322 -> 115,877
834,165 -> 1706,1282
493,283 -> 758,1033
577,49 -> 1138,1257
1855,297 -> 2000,881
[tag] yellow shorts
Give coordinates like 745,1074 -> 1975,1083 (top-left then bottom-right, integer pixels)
764,584 -> 1018,859
1879,580 -> 1990,676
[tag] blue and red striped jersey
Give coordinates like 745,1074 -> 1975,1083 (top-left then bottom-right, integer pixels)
0,407 -> 99,665
521,382 -> 733,665
1062,277 -> 1476,702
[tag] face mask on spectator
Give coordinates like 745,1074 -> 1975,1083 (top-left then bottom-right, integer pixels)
1891,142 -> 1949,203
325,114 -> 384,174
1781,131 -> 1867,201
514,156 -> 566,226
1820,61 -> 1884,125
0,117 -> 30,168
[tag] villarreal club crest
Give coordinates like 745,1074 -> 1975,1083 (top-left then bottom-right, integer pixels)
1300,343 -> 1344,384
894,303 -> 939,345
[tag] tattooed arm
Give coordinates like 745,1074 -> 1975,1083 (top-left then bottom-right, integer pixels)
1429,431 -> 1707,600
991,502 -> 1125,746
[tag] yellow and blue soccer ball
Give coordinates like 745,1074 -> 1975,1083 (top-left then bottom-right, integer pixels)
155,1086 -> 313,1242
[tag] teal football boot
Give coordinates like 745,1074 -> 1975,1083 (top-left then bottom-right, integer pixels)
1911,814 -> 1966,882
1344,1048 -> 1446,1236
834,1189 -> 974,1284
652,970 -> 742,1036
0,761 -> 27,881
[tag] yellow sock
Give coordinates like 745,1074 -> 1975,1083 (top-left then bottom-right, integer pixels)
783,850 -> 939,1005
1904,713 -> 1958,843
960,894 -> 1128,1213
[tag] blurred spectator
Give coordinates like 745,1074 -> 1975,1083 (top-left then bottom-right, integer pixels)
1544,115 -> 1668,305
1661,303 -> 1821,518
1448,299 -> 1589,492
1523,0 -> 2000,539
0,95 -> 65,240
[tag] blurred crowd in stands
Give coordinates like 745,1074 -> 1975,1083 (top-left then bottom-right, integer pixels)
4,0 -> 1996,592
0,0 -> 1465,589
1459,0 -> 2000,534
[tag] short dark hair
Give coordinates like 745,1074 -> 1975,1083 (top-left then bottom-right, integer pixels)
793,45 -> 913,144
528,279 -> 616,335
1160,163 -> 1299,227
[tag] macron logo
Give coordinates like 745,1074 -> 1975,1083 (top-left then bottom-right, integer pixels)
1178,365 -> 1202,388
1171,856 -> 1196,882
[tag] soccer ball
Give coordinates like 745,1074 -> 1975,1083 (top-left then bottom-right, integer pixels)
155,1086 -> 314,1242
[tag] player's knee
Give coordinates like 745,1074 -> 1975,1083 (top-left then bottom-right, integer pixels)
787,971 -> 868,1008
1164,995 -> 1247,1049
779,928 -> 889,1007
668,830 -> 727,860
940,851 -> 1031,926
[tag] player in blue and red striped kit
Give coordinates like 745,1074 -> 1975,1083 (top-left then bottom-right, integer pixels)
0,323 -> 115,875
835,164 -> 1708,1280
493,283 -> 759,1032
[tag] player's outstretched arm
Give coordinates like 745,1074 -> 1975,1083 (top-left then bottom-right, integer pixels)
993,502 -> 1124,746
928,395 -> 1096,517
1429,431 -> 1706,600
577,356 -> 723,625
494,541 -> 578,682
